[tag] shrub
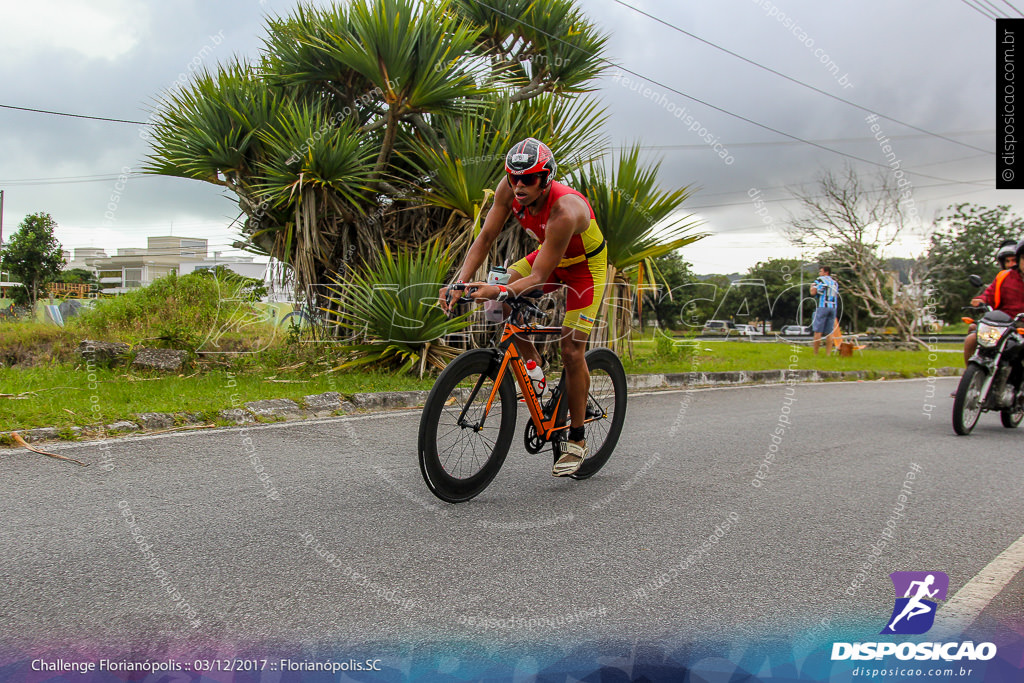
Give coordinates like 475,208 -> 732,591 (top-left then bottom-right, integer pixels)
654,331 -> 696,363
74,271 -> 274,352
325,241 -> 472,376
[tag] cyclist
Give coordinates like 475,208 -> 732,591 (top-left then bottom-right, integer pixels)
963,239 -> 1023,365
439,138 -> 607,477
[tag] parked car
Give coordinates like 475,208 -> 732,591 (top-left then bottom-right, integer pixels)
735,324 -> 758,337
702,320 -> 735,335
781,325 -> 812,336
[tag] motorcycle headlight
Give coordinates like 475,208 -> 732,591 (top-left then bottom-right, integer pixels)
977,322 -> 1003,347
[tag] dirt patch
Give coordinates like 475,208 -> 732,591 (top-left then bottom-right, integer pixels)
0,326 -> 81,367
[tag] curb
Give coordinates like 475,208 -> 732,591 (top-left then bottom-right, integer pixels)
2,367 -> 963,446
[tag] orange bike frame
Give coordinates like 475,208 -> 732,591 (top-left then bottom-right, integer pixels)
481,320 -> 568,442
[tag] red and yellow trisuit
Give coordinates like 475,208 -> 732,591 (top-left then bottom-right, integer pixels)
508,181 -> 607,334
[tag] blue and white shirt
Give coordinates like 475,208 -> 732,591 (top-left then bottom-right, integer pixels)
814,275 -> 838,308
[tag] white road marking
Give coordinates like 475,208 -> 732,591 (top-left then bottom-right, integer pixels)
931,533 -> 1024,638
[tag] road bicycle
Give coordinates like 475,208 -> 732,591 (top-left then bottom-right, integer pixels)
279,301 -> 329,340
418,287 -> 627,502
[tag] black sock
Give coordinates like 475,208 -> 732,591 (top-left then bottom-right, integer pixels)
569,425 -> 585,442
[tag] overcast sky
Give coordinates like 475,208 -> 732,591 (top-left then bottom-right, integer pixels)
0,0 -> 1017,274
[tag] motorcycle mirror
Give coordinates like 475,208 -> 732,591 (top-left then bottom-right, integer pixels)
969,274 -> 985,287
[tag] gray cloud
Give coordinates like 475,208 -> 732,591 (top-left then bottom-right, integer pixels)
0,0 -> 1009,273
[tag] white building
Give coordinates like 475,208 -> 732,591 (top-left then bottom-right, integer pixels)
83,236 -> 269,295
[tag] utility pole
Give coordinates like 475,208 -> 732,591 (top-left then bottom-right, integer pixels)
0,189 -> 4,249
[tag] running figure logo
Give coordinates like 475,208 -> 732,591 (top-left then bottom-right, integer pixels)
881,571 -> 949,635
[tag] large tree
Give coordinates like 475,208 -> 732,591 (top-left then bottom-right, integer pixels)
144,0 -> 611,300
0,212 -> 65,308
742,258 -> 806,330
787,166 -> 929,344
145,0 -> 703,360
641,252 -> 699,331
926,204 -> 1024,324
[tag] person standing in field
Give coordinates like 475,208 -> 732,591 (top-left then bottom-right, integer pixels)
809,266 -> 839,355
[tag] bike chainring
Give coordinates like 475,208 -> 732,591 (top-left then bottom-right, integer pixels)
523,422 -> 546,454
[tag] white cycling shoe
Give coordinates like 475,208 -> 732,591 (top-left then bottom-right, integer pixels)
552,440 -> 587,477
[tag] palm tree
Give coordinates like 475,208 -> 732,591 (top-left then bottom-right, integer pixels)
568,145 -> 706,355
143,0 -> 704,368
144,0 -> 609,304
324,240 -> 472,376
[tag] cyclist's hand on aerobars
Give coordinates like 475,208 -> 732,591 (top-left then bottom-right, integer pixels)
438,282 -> 485,314
438,286 -> 455,314
438,285 -> 466,314
468,283 -> 499,301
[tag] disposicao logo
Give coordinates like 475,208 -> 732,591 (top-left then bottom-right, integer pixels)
831,571 -> 997,663
881,571 -> 948,635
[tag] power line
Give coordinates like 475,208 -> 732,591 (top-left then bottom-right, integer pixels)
0,7 -> 994,193
0,173 -> 142,183
0,174 -> 151,187
978,0 -> 1010,16
471,0 -> 988,188
1001,0 -> 1024,17
912,152 -> 993,169
959,0 -> 998,19
609,0 -> 992,155
4,130 -> 993,186
967,0 -> 999,18
609,129 -> 993,152
0,103 -> 147,125
685,178 -> 993,211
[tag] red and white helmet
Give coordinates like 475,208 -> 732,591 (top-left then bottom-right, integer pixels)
505,138 -> 557,185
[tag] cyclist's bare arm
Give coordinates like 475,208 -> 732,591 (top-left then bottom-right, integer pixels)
439,180 -> 514,312
457,180 -> 516,282
470,192 -> 590,302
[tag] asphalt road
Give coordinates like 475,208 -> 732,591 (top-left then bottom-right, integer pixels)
2,376 -> 1022,664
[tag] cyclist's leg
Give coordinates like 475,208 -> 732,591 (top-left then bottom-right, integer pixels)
560,254 -> 604,434
561,327 -> 590,432
552,253 -> 605,476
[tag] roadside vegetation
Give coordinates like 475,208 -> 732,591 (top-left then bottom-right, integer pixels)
622,334 -> 961,375
1,303 -> 962,434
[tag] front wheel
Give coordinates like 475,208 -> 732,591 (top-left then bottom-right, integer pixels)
418,349 -> 517,502
554,347 -> 628,480
953,364 -> 986,435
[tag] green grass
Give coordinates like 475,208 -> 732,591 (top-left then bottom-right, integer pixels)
1,329 -> 963,434
0,321 -> 82,366
937,322 -> 970,334
620,335 -> 962,376
0,363 -> 435,432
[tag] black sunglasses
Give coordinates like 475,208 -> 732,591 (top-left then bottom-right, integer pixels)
507,172 -> 543,187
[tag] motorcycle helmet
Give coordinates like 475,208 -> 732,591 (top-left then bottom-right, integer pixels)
1013,238 -> 1024,265
997,239 -> 1017,267
504,138 -> 557,187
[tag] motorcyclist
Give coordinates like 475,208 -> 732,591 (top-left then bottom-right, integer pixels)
963,239 -> 1024,364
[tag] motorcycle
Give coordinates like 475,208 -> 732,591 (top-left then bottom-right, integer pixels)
952,274 -> 1024,435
